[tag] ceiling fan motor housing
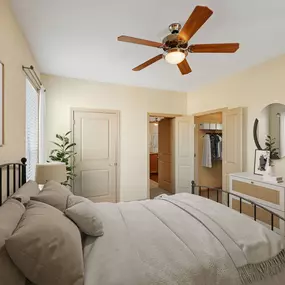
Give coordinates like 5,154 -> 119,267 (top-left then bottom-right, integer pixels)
162,34 -> 187,51
162,23 -> 188,51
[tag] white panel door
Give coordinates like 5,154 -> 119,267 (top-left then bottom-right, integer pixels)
73,110 -> 118,202
223,108 -> 243,190
175,116 -> 194,193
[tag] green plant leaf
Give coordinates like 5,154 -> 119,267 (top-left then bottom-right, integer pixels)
65,143 -> 76,151
65,131 -> 71,136
65,154 -> 75,160
51,141 -> 63,148
56,134 -> 64,141
50,149 -> 58,155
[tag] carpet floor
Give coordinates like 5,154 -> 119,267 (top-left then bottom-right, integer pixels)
150,187 -> 172,199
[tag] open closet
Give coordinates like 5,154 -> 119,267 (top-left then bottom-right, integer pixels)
195,112 -> 223,199
194,108 -> 243,199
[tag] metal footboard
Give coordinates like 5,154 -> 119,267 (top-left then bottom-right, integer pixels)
191,181 -> 285,233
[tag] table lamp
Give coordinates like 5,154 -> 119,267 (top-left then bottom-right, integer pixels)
35,163 -> 67,184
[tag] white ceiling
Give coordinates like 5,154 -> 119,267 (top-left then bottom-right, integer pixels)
11,0 -> 285,92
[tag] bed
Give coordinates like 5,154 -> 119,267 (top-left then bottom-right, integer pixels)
1,159 -> 285,285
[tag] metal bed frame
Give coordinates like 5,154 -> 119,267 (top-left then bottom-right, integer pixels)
0,158 -> 284,233
191,181 -> 285,233
0,158 -> 27,206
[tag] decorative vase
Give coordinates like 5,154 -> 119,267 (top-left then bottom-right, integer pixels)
266,165 -> 274,177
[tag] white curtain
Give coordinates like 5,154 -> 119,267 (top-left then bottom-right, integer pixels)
39,87 -> 46,163
26,80 -> 39,181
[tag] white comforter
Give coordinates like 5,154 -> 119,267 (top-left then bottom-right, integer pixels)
83,193 -> 285,285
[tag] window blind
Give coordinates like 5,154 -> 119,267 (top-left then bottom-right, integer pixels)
39,87 -> 46,163
26,79 -> 39,181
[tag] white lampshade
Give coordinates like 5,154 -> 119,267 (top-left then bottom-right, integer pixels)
165,49 -> 186,65
35,163 -> 67,184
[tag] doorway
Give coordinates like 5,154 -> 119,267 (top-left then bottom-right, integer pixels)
72,109 -> 120,203
193,107 -> 244,200
194,111 -> 223,201
148,115 -> 175,199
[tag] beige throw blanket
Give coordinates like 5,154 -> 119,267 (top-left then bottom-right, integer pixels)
84,193 -> 285,285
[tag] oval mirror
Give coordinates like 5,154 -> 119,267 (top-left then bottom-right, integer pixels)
253,103 -> 285,159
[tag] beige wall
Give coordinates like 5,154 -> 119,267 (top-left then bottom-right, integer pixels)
42,74 -> 187,201
187,54 -> 285,176
0,0 -> 38,163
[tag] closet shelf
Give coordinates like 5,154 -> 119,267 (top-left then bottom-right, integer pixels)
199,123 -> 223,131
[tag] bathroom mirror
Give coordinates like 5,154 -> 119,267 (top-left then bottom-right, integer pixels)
253,103 -> 285,159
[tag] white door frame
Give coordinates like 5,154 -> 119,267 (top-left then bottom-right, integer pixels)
147,112 -> 182,199
71,108 -> 121,201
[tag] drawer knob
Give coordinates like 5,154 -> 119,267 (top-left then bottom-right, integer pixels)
251,181 -> 254,185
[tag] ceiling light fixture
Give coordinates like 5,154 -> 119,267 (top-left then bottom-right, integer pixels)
164,48 -> 186,65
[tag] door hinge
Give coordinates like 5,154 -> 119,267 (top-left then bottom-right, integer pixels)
73,119 -> 75,126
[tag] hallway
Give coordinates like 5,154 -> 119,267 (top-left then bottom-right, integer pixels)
149,179 -> 172,199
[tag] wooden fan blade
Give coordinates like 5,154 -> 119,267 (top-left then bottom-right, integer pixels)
118,35 -> 162,48
179,6 -> 213,42
133,54 -> 164,71
177,59 -> 192,75
190,43 -> 240,53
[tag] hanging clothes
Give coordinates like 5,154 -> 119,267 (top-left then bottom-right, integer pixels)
202,133 -> 223,168
217,135 -> 222,159
202,134 -> 212,168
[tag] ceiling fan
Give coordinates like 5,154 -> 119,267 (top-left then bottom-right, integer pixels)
117,6 -> 239,75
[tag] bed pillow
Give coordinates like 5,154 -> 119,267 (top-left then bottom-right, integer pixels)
65,195 -> 104,237
31,180 -> 72,211
0,199 -> 26,285
5,200 -> 84,285
12,180 -> 40,204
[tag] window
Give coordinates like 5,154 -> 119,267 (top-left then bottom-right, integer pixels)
26,79 -> 39,181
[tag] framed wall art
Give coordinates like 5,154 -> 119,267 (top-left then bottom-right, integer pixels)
254,149 -> 270,176
0,62 -> 3,146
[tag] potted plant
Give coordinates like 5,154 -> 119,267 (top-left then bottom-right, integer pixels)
48,131 -> 77,186
265,135 -> 279,166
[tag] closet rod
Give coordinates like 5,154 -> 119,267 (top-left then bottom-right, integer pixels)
22,65 -> 45,92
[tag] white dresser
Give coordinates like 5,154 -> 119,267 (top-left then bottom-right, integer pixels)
229,172 -> 285,235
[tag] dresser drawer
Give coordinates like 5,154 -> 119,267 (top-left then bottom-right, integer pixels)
232,180 -> 280,205
230,173 -> 285,235
230,175 -> 285,212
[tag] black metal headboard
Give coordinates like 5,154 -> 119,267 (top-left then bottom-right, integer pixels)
0,158 -> 27,206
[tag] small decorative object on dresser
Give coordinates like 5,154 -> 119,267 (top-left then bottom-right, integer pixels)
0,61 -> 3,146
254,149 -> 270,175
229,172 -> 285,235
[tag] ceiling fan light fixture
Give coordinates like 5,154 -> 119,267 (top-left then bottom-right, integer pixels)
164,48 -> 186,65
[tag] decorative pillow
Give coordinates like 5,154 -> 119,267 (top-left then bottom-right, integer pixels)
65,195 -> 104,237
0,199 -> 26,285
5,200 -> 84,285
12,180 -> 40,204
31,180 -> 72,211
